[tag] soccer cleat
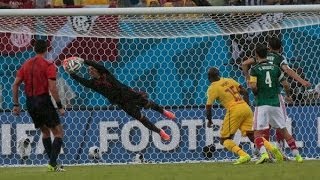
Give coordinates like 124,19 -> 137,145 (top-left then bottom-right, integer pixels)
160,129 -> 170,141
47,164 -> 66,172
295,154 -> 303,163
233,155 -> 251,165
271,147 -> 284,163
163,110 -> 176,120
256,153 -> 269,164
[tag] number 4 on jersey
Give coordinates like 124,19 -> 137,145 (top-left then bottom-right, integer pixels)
265,71 -> 272,87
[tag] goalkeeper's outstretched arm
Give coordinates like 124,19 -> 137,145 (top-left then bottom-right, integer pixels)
84,60 -> 112,76
70,73 -> 94,89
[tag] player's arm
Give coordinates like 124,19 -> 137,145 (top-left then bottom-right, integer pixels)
12,66 -> 25,115
249,76 -> 258,96
47,64 -> 65,115
239,85 -> 250,105
70,73 -> 94,89
12,76 -> 23,115
281,64 -> 311,87
48,79 -> 63,109
278,70 -> 293,104
206,86 -> 217,128
241,58 -> 255,81
249,67 -> 258,95
84,60 -> 110,75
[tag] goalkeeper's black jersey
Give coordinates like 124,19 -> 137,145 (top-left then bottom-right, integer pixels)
70,60 -> 133,105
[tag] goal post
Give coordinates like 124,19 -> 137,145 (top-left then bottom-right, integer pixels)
0,5 -> 319,166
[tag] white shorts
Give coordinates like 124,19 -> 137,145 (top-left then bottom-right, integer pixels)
253,105 -> 287,130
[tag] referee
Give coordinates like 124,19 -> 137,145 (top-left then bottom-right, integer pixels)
12,39 -> 66,172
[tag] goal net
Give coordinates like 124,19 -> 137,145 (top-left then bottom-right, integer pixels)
0,5 -> 319,166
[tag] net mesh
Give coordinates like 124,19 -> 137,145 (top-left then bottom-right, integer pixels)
0,11 -> 319,38
0,8 -> 319,165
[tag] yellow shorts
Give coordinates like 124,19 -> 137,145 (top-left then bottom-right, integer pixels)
220,103 -> 253,138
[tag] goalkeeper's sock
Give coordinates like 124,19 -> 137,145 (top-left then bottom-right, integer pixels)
223,139 -> 248,157
262,137 -> 275,152
139,116 -> 160,133
49,137 -> 63,167
42,137 -> 52,159
163,110 -> 176,120
159,129 -> 170,141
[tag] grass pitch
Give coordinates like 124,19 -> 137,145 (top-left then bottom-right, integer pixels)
1,160 -> 319,180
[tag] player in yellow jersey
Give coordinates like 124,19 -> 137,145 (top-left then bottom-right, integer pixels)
206,67 -> 254,165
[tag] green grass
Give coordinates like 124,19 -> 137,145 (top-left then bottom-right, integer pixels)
1,160 -> 320,180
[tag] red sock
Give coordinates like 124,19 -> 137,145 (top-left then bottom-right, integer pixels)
261,129 -> 270,141
276,129 -> 285,143
254,137 -> 264,150
286,137 -> 297,150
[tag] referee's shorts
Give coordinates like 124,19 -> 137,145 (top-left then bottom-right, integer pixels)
26,94 -> 60,128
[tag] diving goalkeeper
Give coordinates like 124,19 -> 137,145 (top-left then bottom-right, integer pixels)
66,59 -> 175,141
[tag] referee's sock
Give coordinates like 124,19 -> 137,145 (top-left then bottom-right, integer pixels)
49,137 -> 63,167
42,137 -> 52,159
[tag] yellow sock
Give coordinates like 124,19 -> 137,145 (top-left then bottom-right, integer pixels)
262,137 -> 275,151
223,139 -> 248,157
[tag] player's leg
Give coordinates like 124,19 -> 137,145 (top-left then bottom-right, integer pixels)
45,98 -> 65,172
275,95 -> 289,159
141,97 -> 175,120
40,126 -> 52,159
221,107 -> 250,164
26,98 -> 53,160
253,105 -> 281,164
122,103 -> 170,141
129,90 -> 176,120
239,105 -> 255,143
276,128 -> 302,162
238,105 -> 257,158
269,104 -> 301,161
49,124 -> 65,171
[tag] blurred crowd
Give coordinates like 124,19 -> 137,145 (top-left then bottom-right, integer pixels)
0,0 -> 318,9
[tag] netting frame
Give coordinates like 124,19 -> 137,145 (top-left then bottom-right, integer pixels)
0,5 -> 319,167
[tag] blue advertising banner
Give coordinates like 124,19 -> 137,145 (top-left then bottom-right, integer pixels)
0,105 -> 319,165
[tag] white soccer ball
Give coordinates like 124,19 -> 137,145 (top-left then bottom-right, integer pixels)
88,146 -> 101,159
63,56 -> 83,73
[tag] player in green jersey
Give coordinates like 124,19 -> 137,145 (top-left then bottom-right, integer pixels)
242,36 -> 311,87
249,44 -> 303,164
242,36 -> 310,159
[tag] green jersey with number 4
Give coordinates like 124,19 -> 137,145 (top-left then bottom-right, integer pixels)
250,61 -> 285,106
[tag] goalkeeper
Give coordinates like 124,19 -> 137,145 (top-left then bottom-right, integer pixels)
66,59 -> 175,141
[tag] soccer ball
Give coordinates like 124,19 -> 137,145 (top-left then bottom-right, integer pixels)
63,56 -> 83,73
88,146 -> 101,159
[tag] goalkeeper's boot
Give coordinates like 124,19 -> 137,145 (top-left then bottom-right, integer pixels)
47,164 -> 66,172
163,110 -> 176,120
256,152 -> 269,164
295,154 -> 303,163
271,147 -> 284,163
160,129 -> 170,141
233,155 -> 251,165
